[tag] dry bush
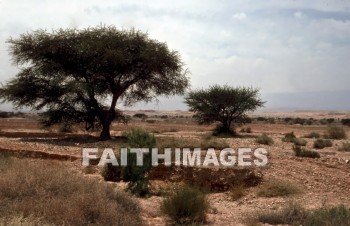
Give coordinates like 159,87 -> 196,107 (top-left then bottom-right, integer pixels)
161,185 -> 209,225
338,142 -> 350,152
282,132 -> 307,146
293,145 -> 320,158
0,156 -> 142,226
258,203 -> 350,226
303,132 -> 321,139
257,179 -> 302,197
324,126 -> 347,139
313,139 -> 332,149
230,184 -> 246,201
255,133 -> 274,145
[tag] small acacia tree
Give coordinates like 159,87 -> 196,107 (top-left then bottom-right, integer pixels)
185,85 -> 264,135
0,26 -> 189,139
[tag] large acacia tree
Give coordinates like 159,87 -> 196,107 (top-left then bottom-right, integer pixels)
185,85 -> 264,135
0,26 -> 189,139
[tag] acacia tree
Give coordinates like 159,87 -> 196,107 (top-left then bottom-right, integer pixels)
185,85 -> 264,135
0,26 -> 189,139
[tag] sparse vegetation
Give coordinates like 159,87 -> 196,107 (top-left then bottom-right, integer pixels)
230,184 -> 246,201
257,179 -> 302,197
304,132 -> 321,138
313,138 -> 332,149
293,145 -> 320,158
161,185 -> 209,225
255,133 -> 274,145
258,203 -> 350,226
258,202 -> 308,225
338,142 -> 350,152
282,132 -> 307,146
101,128 -> 156,196
0,156 -> 142,225
324,126 -> 347,139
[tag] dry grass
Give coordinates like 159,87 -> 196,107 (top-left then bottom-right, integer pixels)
0,154 -> 142,226
257,179 -> 302,197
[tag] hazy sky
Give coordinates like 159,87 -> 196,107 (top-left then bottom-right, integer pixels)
1,0 -> 350,111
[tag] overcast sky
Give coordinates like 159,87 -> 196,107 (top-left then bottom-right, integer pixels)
1,0 -> 350,111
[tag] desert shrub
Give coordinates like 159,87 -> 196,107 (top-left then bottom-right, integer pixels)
284,117 -> 293,123
324,126 -> 347,139
161,185 -> 209,224
255,133 -> 274,145
146,119 -> 156,123
124,128 -> 156,147
246,127 -> 252,133
305,205 -> 350,226
256,116 -> 266,122
319,118 -> 328,125
293,117 -> 306,125
338,142 -> 350,152
257,179 -> 302,197
313,139 -> 332,149
341,118 -> 350,126
293,146 -> 320,158
282,132 -> 307,146
304,132 -> 321,138
258,202 -> 308,225
101,163 -> 122,182
293,138 -> 307,146
282,132 -> 296,142
326,118 -> 335,124
0,158 -> 142,225
230,184 -> 245,201
258,204 -> 350,226
133,113 -> 147,119
240,128 -> 246,132
258,203 -> 307,225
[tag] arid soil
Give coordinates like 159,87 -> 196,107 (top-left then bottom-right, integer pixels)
0,112 -> 349,226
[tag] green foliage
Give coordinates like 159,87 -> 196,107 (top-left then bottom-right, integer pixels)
255,133 -> 274,145
257,179 -> 302,197
293,146 -> 320,158
338,142 -> 350,152
123,128 -> 156,148
125,129 -> 155,196
0,26 -> 189,139
185,85 -> 264,136
313,139 -> 332,149
161,186 -> 209,224
324,126 -> 347,139
304,132 -> 321,138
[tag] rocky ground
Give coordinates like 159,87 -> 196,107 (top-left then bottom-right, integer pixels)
0,114 -> 349,225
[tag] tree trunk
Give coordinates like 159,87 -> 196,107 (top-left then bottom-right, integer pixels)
99,110 -> 113,140
99,120 -> 111,140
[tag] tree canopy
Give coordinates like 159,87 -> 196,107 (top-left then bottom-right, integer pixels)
0,26 -> 190,139
185,85 -> 264,135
